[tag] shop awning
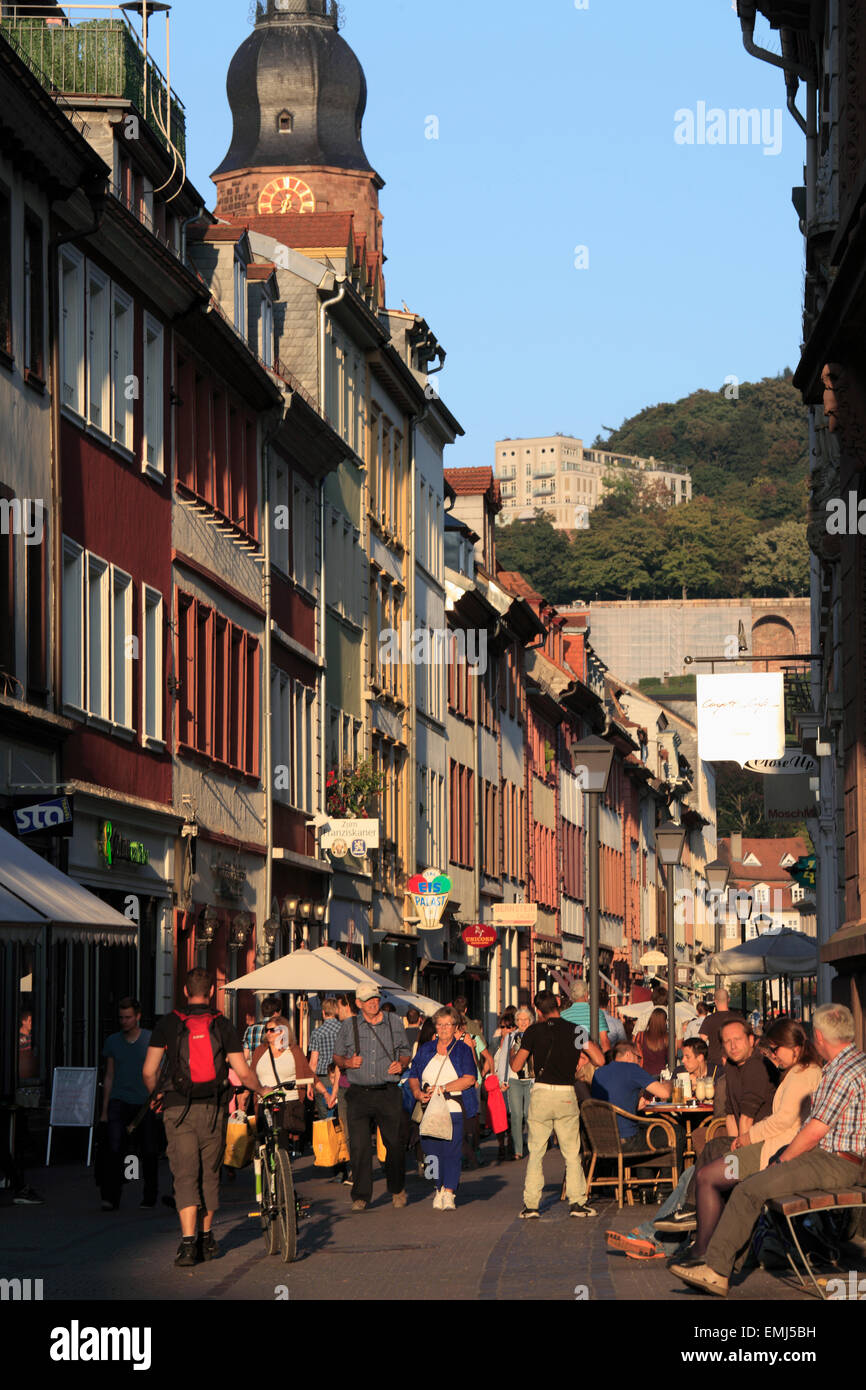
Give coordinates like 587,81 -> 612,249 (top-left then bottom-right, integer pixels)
0,826 -> 137,946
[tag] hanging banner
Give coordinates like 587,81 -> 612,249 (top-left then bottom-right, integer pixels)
696,673 -> 785,766
763,774 -> 819,821
492,902 -> 538,929
322,819 -> 380,856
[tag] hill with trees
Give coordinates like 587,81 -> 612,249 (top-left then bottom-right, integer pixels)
495,372 -> 809,603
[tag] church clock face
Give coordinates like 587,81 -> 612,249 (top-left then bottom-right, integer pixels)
258,176 -> 316,215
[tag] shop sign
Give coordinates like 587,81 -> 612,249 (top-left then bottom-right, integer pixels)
98,821 -> 149,868
492,902 -> 538,928
14,796 -> 73,838
408,870 -> 452,930
697,673 -> 785,766
461,923 -> 498,949
322,818 -> 380,857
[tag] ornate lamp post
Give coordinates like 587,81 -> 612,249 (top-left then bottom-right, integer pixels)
705,858 -> 732,991
656,819 -> 688,1075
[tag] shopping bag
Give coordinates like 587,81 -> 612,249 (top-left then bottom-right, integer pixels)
484,1075 -> 508,1135
376,1127 -> 388,1163
313,1118 -> 341,1168
334,1123 -> 350,1164
419,1091 -> 453,1141
223,1113 -> 255,1169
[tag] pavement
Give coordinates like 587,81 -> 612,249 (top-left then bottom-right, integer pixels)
1,1136 -> 863,1302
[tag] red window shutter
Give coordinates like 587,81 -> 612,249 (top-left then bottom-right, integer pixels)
194,373 -> 212,502
229,625 -> 244,768
176,593 -> 194,747
245,636 -> 259,775
213,617 -> 227,762
195,603 -> 213,756
229,407 -> 245,528
213,392 -> 228,514
175,356 -> 195,489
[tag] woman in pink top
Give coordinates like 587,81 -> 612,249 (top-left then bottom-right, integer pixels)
683,1020 -> 823,1265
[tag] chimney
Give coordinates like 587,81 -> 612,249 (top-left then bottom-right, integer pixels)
730,833 -> 743,862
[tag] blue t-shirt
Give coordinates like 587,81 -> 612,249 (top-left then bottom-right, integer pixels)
591,1061 -> 656,1139
561,1002 -> 608,1036
103,1029 -> 152,1106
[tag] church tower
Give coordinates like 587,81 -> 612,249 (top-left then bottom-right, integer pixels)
212,0 -> 384,259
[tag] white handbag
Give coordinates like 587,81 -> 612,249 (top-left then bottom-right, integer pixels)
419,1087 -> 453,1141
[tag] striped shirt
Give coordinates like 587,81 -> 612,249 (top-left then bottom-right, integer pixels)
243,1022 -> 267,1057
810,1045 -> 866,1156
309,1018 -> 342,1075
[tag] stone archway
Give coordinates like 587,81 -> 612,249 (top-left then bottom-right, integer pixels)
751,614 -> 797,670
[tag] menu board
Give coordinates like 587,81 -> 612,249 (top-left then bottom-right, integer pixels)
48,1067 -> 98,1129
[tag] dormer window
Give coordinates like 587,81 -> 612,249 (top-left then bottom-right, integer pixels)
233,257 -> 246,336
277,110 -> 294,134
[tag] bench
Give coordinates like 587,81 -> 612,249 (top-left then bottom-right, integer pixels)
765,1188 -> 865,1300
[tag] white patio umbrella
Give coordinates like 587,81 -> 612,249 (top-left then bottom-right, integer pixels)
309,946 -> 442,1016
224,950 -> 360,994
706,929 -> 818,981
619,999 -> 698,1030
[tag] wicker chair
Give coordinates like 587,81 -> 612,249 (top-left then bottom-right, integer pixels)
580,1099 -> 680,1209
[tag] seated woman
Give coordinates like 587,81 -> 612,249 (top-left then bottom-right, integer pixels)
251,1017 -> 315,1152
679,1018 -> 822,1266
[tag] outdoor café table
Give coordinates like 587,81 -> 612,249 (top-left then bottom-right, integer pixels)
641,1101 -> 713,1167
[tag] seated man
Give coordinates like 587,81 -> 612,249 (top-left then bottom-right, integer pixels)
670,1003 -> 866,1298
592,1040 -> 678,1179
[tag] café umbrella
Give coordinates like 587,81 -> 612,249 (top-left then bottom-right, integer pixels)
706,928 -> 819,981
619,999 -> 698,1030
639,949 -> 669,971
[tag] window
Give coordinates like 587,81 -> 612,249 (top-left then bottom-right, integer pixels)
292,680 -> 315,812
87,266 -> 110,431
87,555 -> 109,718
277,110 -> 294,133
143,586 -> 163,742
62,539 -> 83,706
23,213 -> 44,382
0,187 -> 11,360
143,314 -> 164,475
0,483 -> 15,679
60,248 -> 85,414
176,592 -> 259,777
26,529 -> 47,699
261,294 -> 274,368
111,287 -> 134,448
233,258 -> 246,337
111,567 -> 133,728
270,456 -> 290,574
292,478 -> 316,593
791,884 -> 805,903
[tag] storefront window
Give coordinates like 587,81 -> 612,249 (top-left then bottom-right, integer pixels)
17,945 -> 38,1085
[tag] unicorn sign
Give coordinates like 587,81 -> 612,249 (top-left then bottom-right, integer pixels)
408,870 -> 452,931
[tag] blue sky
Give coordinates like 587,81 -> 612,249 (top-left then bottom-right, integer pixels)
166,0 -> 804,467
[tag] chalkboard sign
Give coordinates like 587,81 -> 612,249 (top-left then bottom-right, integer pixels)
46,1068 -> 98,1166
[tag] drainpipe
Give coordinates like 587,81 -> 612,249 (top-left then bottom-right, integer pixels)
317,279 -> 347,947
738,4 -> 813,82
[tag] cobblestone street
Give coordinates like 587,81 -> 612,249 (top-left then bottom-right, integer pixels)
3,1136 -> 857,1303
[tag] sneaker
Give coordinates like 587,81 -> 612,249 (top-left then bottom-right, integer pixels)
200,1231 -> 220,1261
392,1190 -> 407,1209
606,1229 -> 658,1257
341,1175 -> 353,1186
351,1199 -> 367,1212
519,1207 -> 540,1219
654,1213 -> 697,1234
12,1187 -> 44,1206
569,1203 -> 597,1218
174,1236 -> 199,1268
433,1188 -> 444,1210
441,1190 -> 456,1210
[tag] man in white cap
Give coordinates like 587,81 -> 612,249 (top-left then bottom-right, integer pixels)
333,985 -> 411,1211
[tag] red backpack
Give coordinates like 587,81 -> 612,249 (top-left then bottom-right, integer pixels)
170,1010 -> 228,1100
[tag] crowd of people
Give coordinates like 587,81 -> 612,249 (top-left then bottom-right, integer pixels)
11,968 -> 861,1289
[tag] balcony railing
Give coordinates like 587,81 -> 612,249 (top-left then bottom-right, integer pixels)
0,9 -> 186,159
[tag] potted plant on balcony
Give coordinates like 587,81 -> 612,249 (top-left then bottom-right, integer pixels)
326,761 -> 385,819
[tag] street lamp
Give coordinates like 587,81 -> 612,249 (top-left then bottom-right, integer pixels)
574,735 -> 615,1046
733,890 -> 753,1014
656,819 -> 688,1075
705,858 -> 731,991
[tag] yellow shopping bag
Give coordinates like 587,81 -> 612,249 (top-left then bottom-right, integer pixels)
313,1118 -> 341,1167
224,1112 -> 255,1169
376,1127 -> 387,1164
334,1123 -> 350,1164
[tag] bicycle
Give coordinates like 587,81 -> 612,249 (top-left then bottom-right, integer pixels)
253,1090 -> 298,1263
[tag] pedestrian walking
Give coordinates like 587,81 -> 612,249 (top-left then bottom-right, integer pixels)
309,999 -> 342,1118
511,991 -> 604,1218
500,1005 -> 535,1160
561,980 -> 610,1053
409,1007 -> 478,1209
142,968 -> 262,1268
99,998 -> 160,1211
332,984 -> 411,1211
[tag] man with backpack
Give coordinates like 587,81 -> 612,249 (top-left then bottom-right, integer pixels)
142,968 -> 263,1267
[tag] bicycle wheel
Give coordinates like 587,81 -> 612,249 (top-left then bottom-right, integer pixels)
260,1148 -> 279,1256
273,1147 -> 297,1264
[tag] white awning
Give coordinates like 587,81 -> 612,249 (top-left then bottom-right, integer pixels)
0,826 -> 137,946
